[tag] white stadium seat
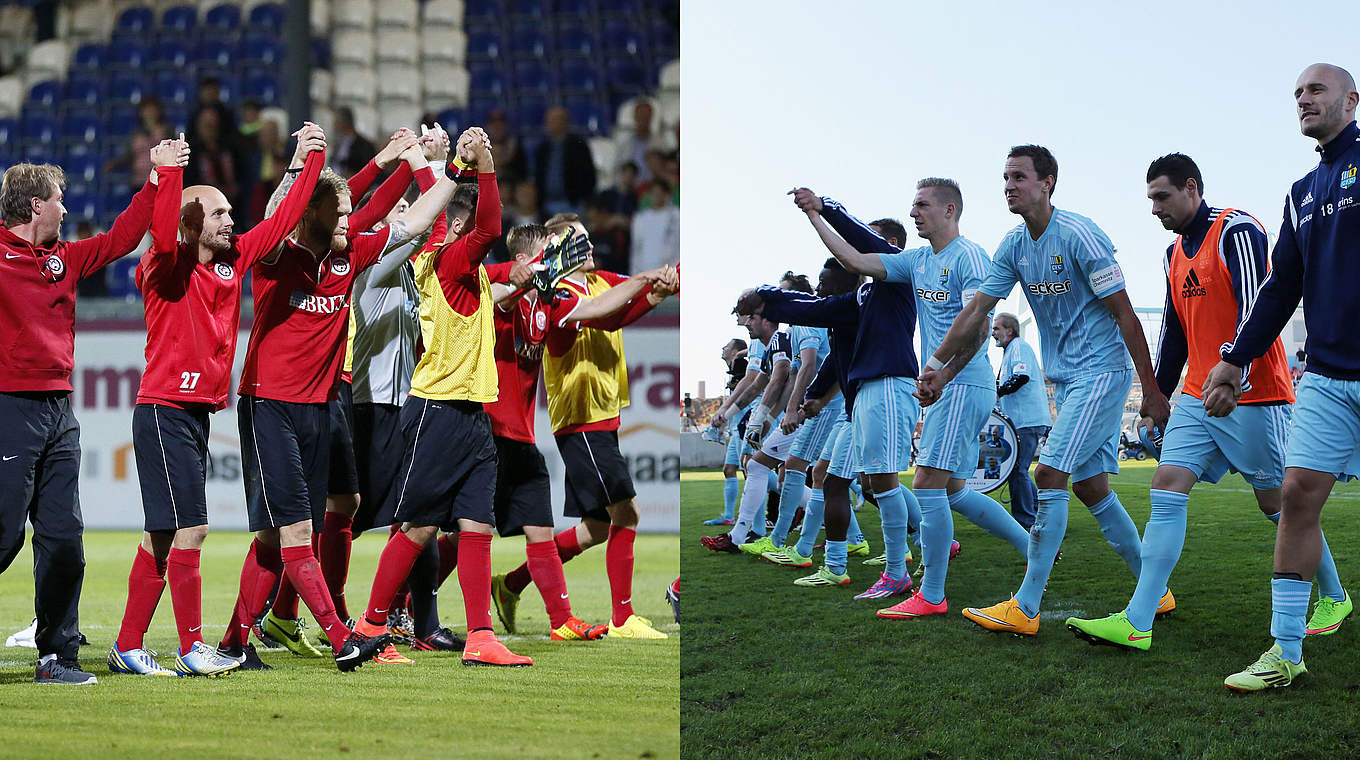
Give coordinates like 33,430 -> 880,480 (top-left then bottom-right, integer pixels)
421,0 -> 464,27
589,136 -> 617,178
332,67 -> 378,106
375,30 -> 420,66
659,59 -> 680,91
375,63 -> 422,103
348,103 -> 378,139
0,76 -> 23,118
331,0 -> 374,30
421,63 -> 469,107
25,40 -> 70,83
379,103 -> 423,138
310,68 -> 334,106
420,27 -> 466,63
310,0 -> 330,36
375,0 -> 418,30
332,30 -> 375,67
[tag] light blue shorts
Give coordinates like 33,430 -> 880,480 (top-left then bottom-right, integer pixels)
1160,392 -> 1290,490
1040,368 -> 1133,482
825,417 -> 856,480
852,376 -> 919,476
917,383 -> 996,479
1285,373 -> 1360,482
723,399 -> 758,466
789,393 -> 846,464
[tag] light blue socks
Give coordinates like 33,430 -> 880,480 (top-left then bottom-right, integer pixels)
948,487 -> 1028,555
1124,489 -> 1188,631
1014,488 -> 1070,617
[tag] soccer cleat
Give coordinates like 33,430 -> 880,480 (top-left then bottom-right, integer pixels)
702,516 -> 734,526
387,608 -> 417,646
552,616 -> 610,641
462,629 -> 533,666
846,540 -> 871,557
334,631 -> 389,672
877,590 -> 949,619
853,572 -> 914,600
491,574 -> 521,634
738,535 -> 778,556
1306,593 -> 1353,636
217,643 -> 272,671
6,617 -> 36,648
1065,611 -> 1151,651
1155,589 -> 1176,619
1224,644 -> 1306,692
412,627 -> 466,651
607,614 -> 669,639
374,644 -> 414,664
793,565 -> 851,587
261,613 -> 325,658
37,657 -> 98,685
107,645 -> 177,676
762,546 -> 813,568
250,616 -> 283,650
701,534 -> 741,554
666,578 -> 679,622
171,641 -> 242,677
862,552 -> 887,567
948,540 -> 962,561
962,597 -> 1039,636
316,617 -> 355,648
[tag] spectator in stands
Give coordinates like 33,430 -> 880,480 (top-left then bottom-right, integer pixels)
630,178 -> 679,274
534,106 -> 596,216
104,97 -> 173,195
585,197 -> 629,273
187,76 -> 239,151
331,106 -> 375,177
596,160 -> 639,217
615,100 -> 671,183
184,109 -> 240,218
486,108 -> 529,185
249,109 -> 290,224
639,149 -> 681,209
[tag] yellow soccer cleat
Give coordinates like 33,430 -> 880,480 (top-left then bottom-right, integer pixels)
962,596 -> 1039,636
1156,589 -> 1176,619
607,614 -> 669,639
373,644 -> 414,664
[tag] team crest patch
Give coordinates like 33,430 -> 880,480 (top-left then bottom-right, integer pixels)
1342,165 -> 1357,190
330,256 -> 351,275
939,267 -> 949,283
214,262 -> 234,280
41,253 -> 65,282
1050,254 -> 1064,275
535,309 -> 547,330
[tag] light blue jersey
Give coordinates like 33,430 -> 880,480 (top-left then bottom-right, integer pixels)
790,325 -> 830,372
997,337 -> 1051,429
979,209 -> 1133,382
880,236 -> 994,389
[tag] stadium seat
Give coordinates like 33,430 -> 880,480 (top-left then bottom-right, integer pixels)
102,106 -> 138,136
311,35 -> 332,68
421,27 -> 467,63
115,6 -> 155,33
241,37 -> 284,66
154,74 -> 194,105
378,102 -> 421,138
203,4 -> 242,30
331,0 -> 374,29
108,74 -> 146,104
468,66 -> 507,97
566,98 -> 607,136
374,0 -> 418,30
374,63 -> 420,101
509,28 -> 550,60
375,30 -> 420,66
105,257 -> 140,300
311,68 -> 334,106
161,4 -> 197,32
25,40 -> 69,82
61,111 -> 102,146
435,106 -> 465,132
556,0 -> 597,18
588,135 -> 616,176
557,26 -> 598,59
463,0 -> 501,24
605,59 -> 648,95
64,192 -> 100,226
310,0 -> 330,36
194,40 -> 235,67
347,102 -> 378,138
247,3 -> 285,28
27,80 -> 61,110
332,30 -> 375,66
0,117 -> 17,147
598,0 -> 642,14
659,59 -> 680,91
332,68 -> 377,105
650,16 -> 678,54
423,64 -> 470,107
601,20 -> 645,56
108,41 -> 150,70
152,40 -> 193,68
465,97 -> 499,126
466,31 -> 504,62
71,43 -> 105,71
510,0 -> 548,19
241,71 -> 281,104
20,114 -> 56,144
421,0 -> 464,26
561,62 -> 601,93
63,152 -> 100,185
20,143 -> 58,167
512,97 -> 547,132
65,2 -> 111,42
0,77 -> 23,117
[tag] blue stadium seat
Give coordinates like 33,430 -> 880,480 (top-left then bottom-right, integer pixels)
513,61 -> 554,95
561,62 -> 601,93
65,153 -> 100,183
466,97 -> 500,127
161,4 -> 197,32
509,0 -> 548,18
463,0 -> 501,24
468,66 -> 507,97
203,4 -> 241,30
557,25 -> 598,58
27,80 -> 61,109
436,107 -> 466,132
240,37 -> 283,66
557,0 -> 597,17
565,97 -> 607,136
116,6 -> 155,32
649,16 -> 678,49
154,74 -> 194,105
71,43 -> 105,71
106,258 -> 141,300
108,41 -> 150,69
194,40 -> 235,67
509,28 -> 550,59
20,115 -> 57,145
108,74 -> 147,104
64,76 -> 103,107
0,118 -> 17,147
512,97 -> 547,132
103,106 -> 139,136
605,59 -> 648,95
152,40 -> 192,68
20,143 -> 58,166
61,115 -> 101,148
64,191 -> 99,224
598,0 -> 642,14
466,31 -> 504,62
241,71 -> 281,104
165,106 -> 189,134
601,19 -> 644,56
248,3 -> 285,27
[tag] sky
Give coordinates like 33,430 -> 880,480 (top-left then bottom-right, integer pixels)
679,0 -> 1360,398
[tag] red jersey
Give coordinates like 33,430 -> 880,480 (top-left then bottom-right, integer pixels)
0,176 -> 159,392
135,151 -> 324,409
486,293 -> 553,442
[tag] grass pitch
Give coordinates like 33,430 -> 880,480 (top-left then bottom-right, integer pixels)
0,530 -> 678,759
682,463 -> 1360,760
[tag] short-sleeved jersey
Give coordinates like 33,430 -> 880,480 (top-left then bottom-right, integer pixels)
790,325 -> 830,373
997,337 -> 1051,429
881,236 -> 994,389
758,330 -> 793,375
979,208 -> 1133,382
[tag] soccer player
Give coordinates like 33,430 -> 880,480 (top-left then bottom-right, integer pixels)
991,313 -> 1051,530
485,223 -> 670,640
1067,153 -> 1349,651
222,130 -> 464,672
700,338 -> 749,526
800,180 -> 1031,616
109,126 -> 325,677
707,330 -> 769,526
917,145 -> 1170,636
1208,63 -> 1360,691
490,213 -> 679,640
0,145 -> 182,685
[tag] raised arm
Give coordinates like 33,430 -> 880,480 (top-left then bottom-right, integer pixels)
790,188 -> 890,278
347,128 -> 418,198
239,127 -> 326,266
73,136 -> 189,280
136,161 -> 194,295
753,286 -> 860,330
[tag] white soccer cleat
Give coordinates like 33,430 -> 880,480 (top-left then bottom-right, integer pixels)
171,641 -> 242,677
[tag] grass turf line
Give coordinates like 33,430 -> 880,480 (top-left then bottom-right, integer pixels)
682,462 -> 1360,760
0,530 -> 678,759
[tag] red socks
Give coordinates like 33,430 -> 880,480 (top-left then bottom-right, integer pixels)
166,548 -> 203,654
526,539 -> 572,628
436,532 -> 458,586
363,530 -> 426,627
606,526 -> 636,627
116,545 -> 167,652
280,544 -> 350,654
458,531 -> 494,633
505,527 -> 583,594
222,539 -> 281,650
270,534 -> 319,619
319,512 -> 354,620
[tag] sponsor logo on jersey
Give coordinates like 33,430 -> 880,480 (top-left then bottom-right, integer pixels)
1343,165 -> 1357,190
288,291 -> 347,314
330,256 -> 351,276
1181,269 -> 1206,298
41,253 -> 65,282
1025,280 -> 1072,296
214,262 -> 234,280
916,287 -> 949,303
515,336 -> 545,362
1050,254 -> 1064,275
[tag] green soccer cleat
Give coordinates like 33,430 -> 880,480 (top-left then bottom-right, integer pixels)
738,536 -> 777,556
261,613 -> 325,658
1306,592 -> 1353,636
1224,644 -> 1306,692
1065,611 -> 1152,651
763,546 -> 813,568
491,574 -> 521,634
846,540 -> 871,557
793,565 -> 851,587
863,552 -> 888,566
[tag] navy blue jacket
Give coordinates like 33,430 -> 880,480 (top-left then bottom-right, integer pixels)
1224,121 -> 1360,379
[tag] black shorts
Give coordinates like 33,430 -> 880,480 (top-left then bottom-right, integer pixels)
389,397 -> 497,531
554,429 -> 635,522
133,403 -> 210,532
493,436 -> 553,536
238,395 -> 330,532
327,381 -> 359,495
351,401 -> 403,533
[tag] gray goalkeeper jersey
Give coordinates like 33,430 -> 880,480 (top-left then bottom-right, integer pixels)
348,231 -> 427,406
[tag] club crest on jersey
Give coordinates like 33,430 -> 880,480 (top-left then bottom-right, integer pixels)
214,262 -> 234,280
1050,254 -> 1064,275
41,253 -> 65,282
1342,165 -> 1357,190
330,256 -> 351,275
939,267 -> 949,284
534,309 -> 547,330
